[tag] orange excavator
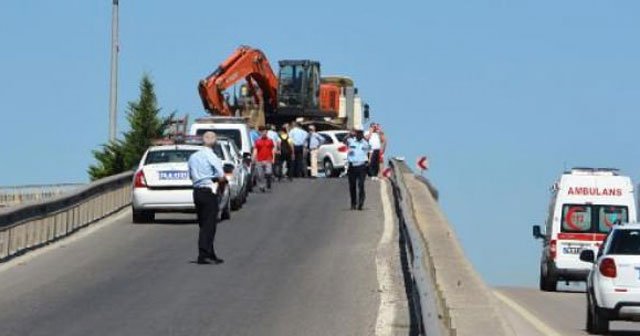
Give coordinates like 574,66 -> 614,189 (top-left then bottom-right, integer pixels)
198,46 -> 348,127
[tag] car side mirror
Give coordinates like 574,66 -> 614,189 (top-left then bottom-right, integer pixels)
580,249 -> 595,263
532,225 -> 544,240
223,163 -> 235,174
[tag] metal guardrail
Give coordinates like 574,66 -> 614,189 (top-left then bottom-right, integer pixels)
0,172 -> 133,262
0,183 -> 85,208
388,159 -> 513,336
389,159 -> 445,336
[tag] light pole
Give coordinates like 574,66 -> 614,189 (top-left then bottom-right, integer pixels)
108,0 -> 119,142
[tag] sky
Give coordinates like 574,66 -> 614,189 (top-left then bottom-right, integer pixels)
1,1 -> 639,286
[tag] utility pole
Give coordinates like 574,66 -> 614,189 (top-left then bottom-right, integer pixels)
108,0 -> 119,142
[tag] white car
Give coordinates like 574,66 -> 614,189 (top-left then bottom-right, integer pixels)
218,138 -> 250,210
582,224 -> 640,334
317,130 -> 350,178
131,143 -> 234,223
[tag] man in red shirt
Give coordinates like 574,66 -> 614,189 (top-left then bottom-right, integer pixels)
253,126 -> 276,192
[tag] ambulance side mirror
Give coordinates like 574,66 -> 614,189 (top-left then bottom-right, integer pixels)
532,225 -> 545,240
580,250 -> 595,263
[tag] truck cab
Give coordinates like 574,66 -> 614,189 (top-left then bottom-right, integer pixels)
533,168 -> 637,291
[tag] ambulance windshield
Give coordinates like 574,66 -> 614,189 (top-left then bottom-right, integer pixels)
561,204 -> 628,234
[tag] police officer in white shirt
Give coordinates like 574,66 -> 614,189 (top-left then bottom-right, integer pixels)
188,131 -> 226,265
344,129 -> 371,210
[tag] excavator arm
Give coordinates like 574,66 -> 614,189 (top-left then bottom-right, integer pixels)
198,46 -> 279,117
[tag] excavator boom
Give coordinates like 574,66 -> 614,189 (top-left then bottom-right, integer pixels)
198,46 -> 279,117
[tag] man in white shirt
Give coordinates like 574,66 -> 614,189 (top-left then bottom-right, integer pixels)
366,123 -> 382,180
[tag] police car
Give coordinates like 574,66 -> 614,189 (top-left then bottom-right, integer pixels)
581,224 -> 640,334
131,140 -> 238,223
533,168 -> 637,292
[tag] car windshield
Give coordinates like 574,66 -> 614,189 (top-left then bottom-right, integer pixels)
145,150 -> 197,165
334,132 -> 349,142
608,229 -> 640,255
561,204 -> 628,234
196,129 -> 242,150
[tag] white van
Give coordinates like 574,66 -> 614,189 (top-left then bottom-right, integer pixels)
189,116 -> 253,156
190,116 -> 255,191
533,168 -> 637,292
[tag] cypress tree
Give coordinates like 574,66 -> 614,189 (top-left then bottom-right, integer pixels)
88,74 -> 173,181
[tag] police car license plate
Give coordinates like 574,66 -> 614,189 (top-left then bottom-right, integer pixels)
158,171 -> 189,180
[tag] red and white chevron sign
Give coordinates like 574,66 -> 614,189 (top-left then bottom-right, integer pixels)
417,156 -> 429,171
382,167 -> 393,178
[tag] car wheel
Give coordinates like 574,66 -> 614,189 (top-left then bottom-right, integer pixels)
539,267 -> 557,292
241,188 -> 248,204
586,293 -> 595,333
324,159 -> 334,178
592,300 -> 610,334
132,209 -> 154,223
231,197 -> 241,211
221,199 -> 231,220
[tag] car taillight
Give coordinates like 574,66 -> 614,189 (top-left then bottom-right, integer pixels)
134,170 -> 147,188
338,145 -> 348,153
599,258 -> 617,278
549,239 -> 557,260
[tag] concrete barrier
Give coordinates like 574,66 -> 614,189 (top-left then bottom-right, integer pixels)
389,159 -> 514,336
0,172 -> 133,262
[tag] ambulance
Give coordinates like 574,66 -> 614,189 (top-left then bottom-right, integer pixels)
533,167 -> 637,292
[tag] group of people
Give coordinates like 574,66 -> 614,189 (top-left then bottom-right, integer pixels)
187,122 -> 386,265
250,122 -> 327,191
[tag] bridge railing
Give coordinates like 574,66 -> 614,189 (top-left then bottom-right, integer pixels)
389,159 -> 514,336
0,172 -> 133,262
0,183 -> 85,208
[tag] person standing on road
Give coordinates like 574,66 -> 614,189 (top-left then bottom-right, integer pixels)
277,124 -> 294,181
253,126 -> 276,192
249,124 -> 260,145
289,122 -> 308,178
344,129 -> 371,210
267,124 -> 281,179
306,125 -> 324,178
366,123 -> 382,180
188,131 -> 226,265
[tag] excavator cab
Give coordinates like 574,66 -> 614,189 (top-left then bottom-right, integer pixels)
277,60 -> 321,114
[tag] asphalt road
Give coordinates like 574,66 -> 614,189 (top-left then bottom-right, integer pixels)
496,287 -> 640,335
0,179 -> 389,336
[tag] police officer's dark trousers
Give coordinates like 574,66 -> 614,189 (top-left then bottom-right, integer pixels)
193,188 -> 219,258
348,163 -> 367,208
293,145 -> 305,177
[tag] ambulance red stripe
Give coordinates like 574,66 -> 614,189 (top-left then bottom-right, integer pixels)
557,233 -> 607,241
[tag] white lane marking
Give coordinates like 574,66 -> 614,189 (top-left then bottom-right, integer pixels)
379,181 -> 394,245
375,180 -> 397,336
0,208 -> 130,274
494,290 -> 563,336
